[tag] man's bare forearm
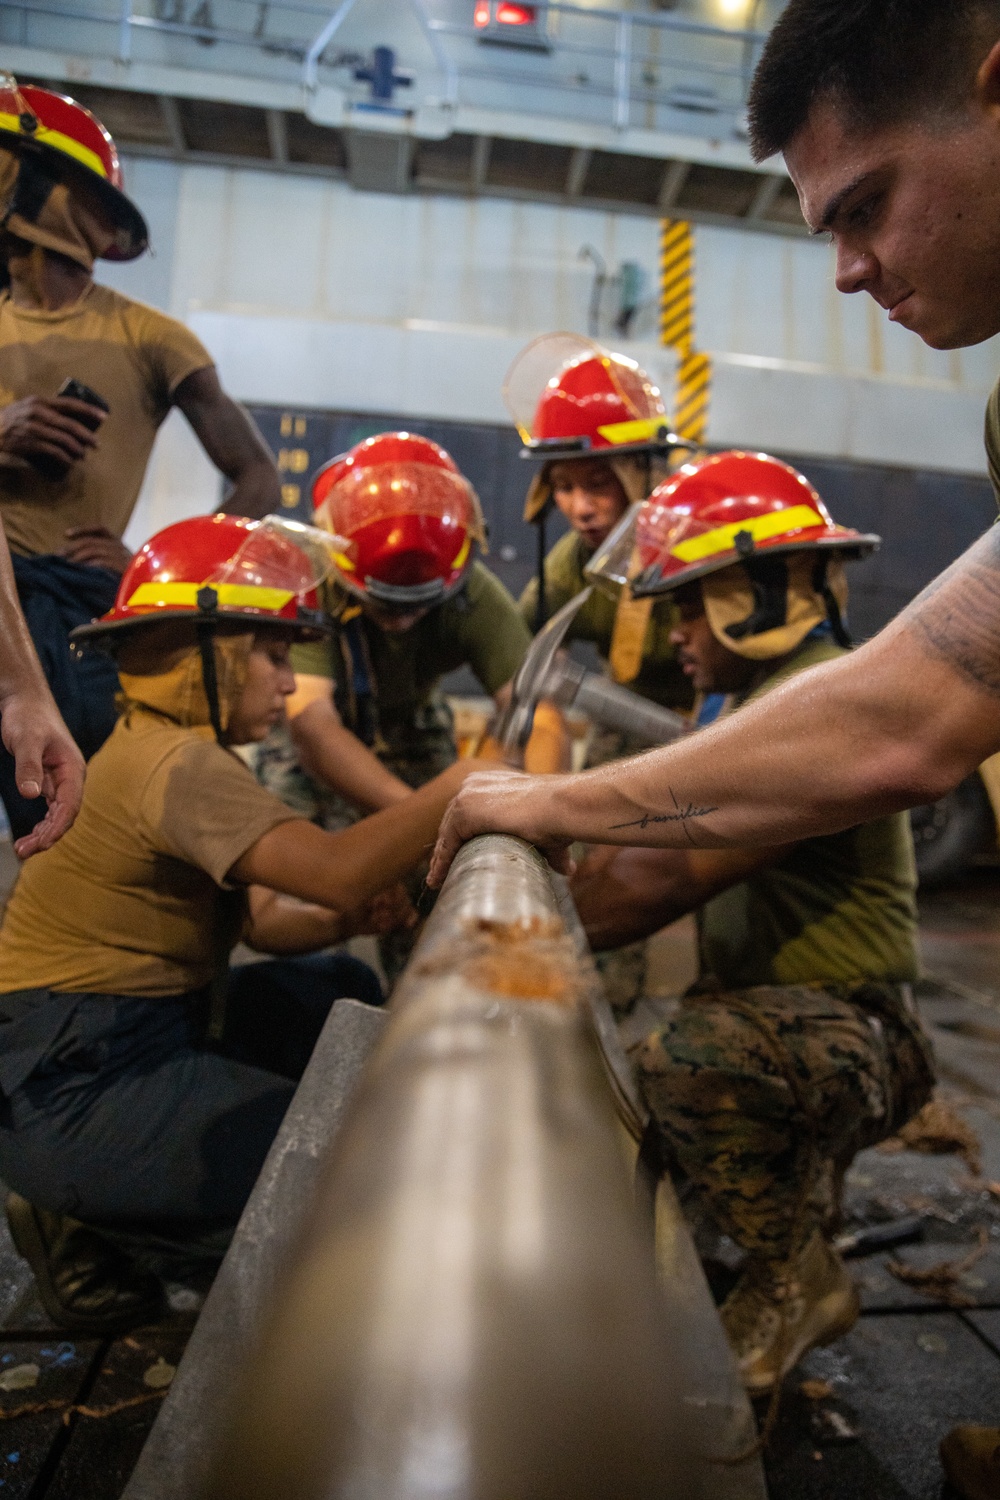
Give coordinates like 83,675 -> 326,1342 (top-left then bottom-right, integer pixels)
216,456 -> 281,520
174,368 -> 281,521
430,525 -> 1000,883
0,526 -> 85,851
497,640 -> 975,848
571,843 -> 782,949
0,529 -> 47,700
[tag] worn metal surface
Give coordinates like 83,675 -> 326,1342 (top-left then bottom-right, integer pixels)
5,863 -> 1000,1496
122,997 -> 387,1500
201,835 -> 764,1500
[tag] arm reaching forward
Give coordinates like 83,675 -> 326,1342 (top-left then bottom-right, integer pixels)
288,678 -> 411,812
230,758 -> 478,912
430,522 -> 1000,885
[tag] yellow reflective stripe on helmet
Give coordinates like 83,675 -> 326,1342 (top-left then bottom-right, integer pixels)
596,415 -> 665,446
0,111 -> 108,180
126,581 -> 294,612
333,551 -> 355,572
451,534 -> 471,571
671,505 -> 826,564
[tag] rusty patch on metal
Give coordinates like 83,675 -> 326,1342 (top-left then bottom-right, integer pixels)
414,916 -> 581,1005
463,918 -> 578,1004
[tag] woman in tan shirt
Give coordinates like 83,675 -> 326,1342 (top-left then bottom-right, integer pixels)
0,513 -> 476,1333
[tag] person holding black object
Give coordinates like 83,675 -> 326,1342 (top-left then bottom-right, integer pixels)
0,75 -> 282,840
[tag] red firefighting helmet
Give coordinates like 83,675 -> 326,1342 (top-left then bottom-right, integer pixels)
590,451 -> 879,599
0,75 -> 147,260
503,332 -> 681,460
311,431 -> 485,609
71,514 -> 346,646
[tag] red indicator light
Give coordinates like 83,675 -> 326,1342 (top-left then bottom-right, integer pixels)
473,1 -> 491,26
496,2 -> 536,22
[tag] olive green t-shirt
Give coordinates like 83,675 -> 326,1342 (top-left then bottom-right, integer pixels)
0,284 -> 212,556
518,530 -> 693,712
0,706 -> 300,997
699,637 -> 919,990
985,377 -> 1000,506
290,560 -> 531,768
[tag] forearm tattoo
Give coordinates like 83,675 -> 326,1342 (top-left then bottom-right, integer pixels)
910,524 -> 1000,695
610,787 -> 718,845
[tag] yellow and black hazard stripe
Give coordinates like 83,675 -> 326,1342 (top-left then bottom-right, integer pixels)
660,219 -> 695,357
660,217 -> 712,445
673,349 -> 712,446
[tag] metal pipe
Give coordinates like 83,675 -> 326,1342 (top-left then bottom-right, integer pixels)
201,836 -> 764,1500
303,0 -> 362,92
118,0 -> 132,65
410,0 -> 459,109
613,12 -> 632,132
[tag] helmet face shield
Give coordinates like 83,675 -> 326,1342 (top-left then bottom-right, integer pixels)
584,502 -> 646,597
312,434 -> 484,607
610,453 -> 880,598
504,332 -> 605,445
503,332 -> 670,453
212,516 -> 354,608
71,514 -> 347,648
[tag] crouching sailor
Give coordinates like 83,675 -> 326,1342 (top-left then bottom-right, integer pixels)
0,513 -> 477,1332
572,453 -> 935,1394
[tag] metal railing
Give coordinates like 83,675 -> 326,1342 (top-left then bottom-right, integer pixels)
3,0 -> 769,143
198,834 -> 765,1500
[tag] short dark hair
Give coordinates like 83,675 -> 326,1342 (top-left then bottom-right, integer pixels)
747,0 -> 1000,161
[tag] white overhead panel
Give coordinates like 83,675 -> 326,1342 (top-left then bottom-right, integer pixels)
1,0 -> 801,232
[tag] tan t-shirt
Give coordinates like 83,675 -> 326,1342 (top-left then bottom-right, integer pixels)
0,707 -> 301,997
985,377 -> 1000,506
0,284 -> 212,556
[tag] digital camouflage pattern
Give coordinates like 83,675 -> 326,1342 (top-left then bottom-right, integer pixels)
629,636 -> 928,1258
635,981 -> 935,1256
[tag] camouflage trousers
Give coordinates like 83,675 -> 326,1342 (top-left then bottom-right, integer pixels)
634,981 -> 935,1259
248,722 -> 455,988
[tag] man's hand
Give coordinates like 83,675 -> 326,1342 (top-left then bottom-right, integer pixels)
61,527 -> 132,575
427,768 -> 574,889
0,396 -> 103,471
0,686 -> 85,858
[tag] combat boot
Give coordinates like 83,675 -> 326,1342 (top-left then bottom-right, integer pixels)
720,1229 -> 860,1396
6,1192 -> 163,1334
940,1425 -> 1000,1499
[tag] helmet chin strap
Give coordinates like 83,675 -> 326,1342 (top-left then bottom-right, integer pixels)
723,554 -> 789,641
813,555 -> 852,648
196,587 -> 225,744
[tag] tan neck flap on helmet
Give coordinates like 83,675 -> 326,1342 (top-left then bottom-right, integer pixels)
0,144 -> 115,272
117,633 -> 254,736
702,555 -> 849,661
